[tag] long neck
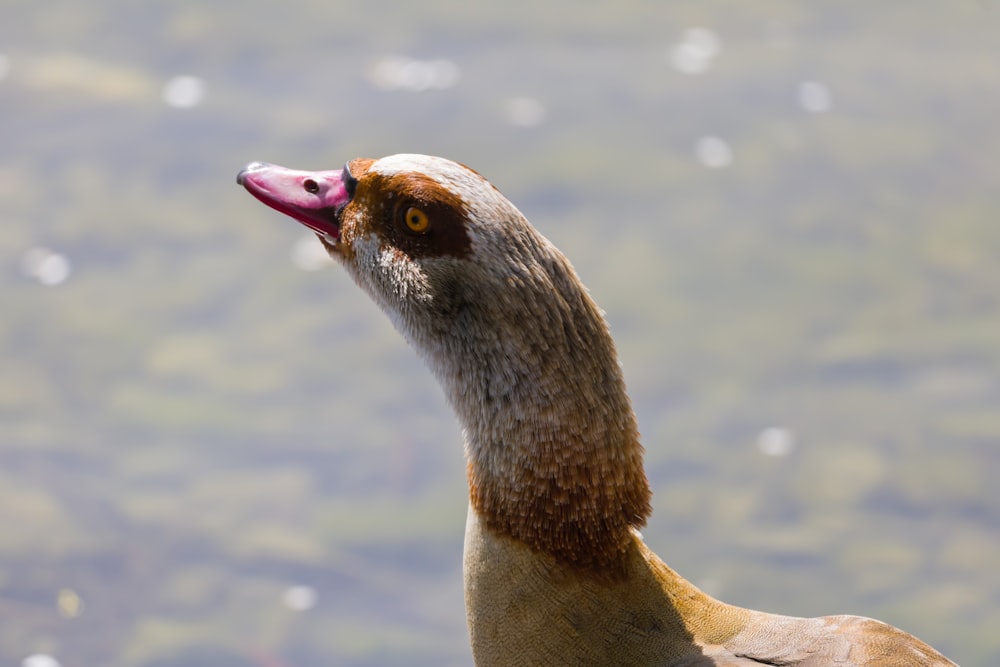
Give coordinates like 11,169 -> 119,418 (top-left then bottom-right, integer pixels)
424,247 -> 652,577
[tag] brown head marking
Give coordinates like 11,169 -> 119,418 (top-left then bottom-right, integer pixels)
341,160 -> 472,260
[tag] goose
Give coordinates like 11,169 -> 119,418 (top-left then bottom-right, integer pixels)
237,154 -> 957,666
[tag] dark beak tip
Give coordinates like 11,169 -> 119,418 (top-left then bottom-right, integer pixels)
236,161 -> 270,185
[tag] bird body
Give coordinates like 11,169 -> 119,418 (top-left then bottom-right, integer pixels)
238,154 -> 956,666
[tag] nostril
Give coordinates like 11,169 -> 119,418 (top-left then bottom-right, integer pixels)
303,178 -> 319,194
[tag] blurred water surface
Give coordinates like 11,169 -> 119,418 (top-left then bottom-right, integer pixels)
2,1 -> 999,665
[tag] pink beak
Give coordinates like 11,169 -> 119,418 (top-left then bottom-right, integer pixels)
237,162 -> 351,241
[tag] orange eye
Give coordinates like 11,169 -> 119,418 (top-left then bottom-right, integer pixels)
403,207 -> 430,233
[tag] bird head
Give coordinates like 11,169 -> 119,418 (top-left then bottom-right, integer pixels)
237,154 -> 585,378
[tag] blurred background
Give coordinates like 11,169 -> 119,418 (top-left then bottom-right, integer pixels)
2,1 -> 999,665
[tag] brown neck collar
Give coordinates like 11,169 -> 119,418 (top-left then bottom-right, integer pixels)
444,257 -> 653,578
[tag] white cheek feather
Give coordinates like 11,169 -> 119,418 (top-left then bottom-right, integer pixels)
376,247 -> 433,304
347,234 -> 433,330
